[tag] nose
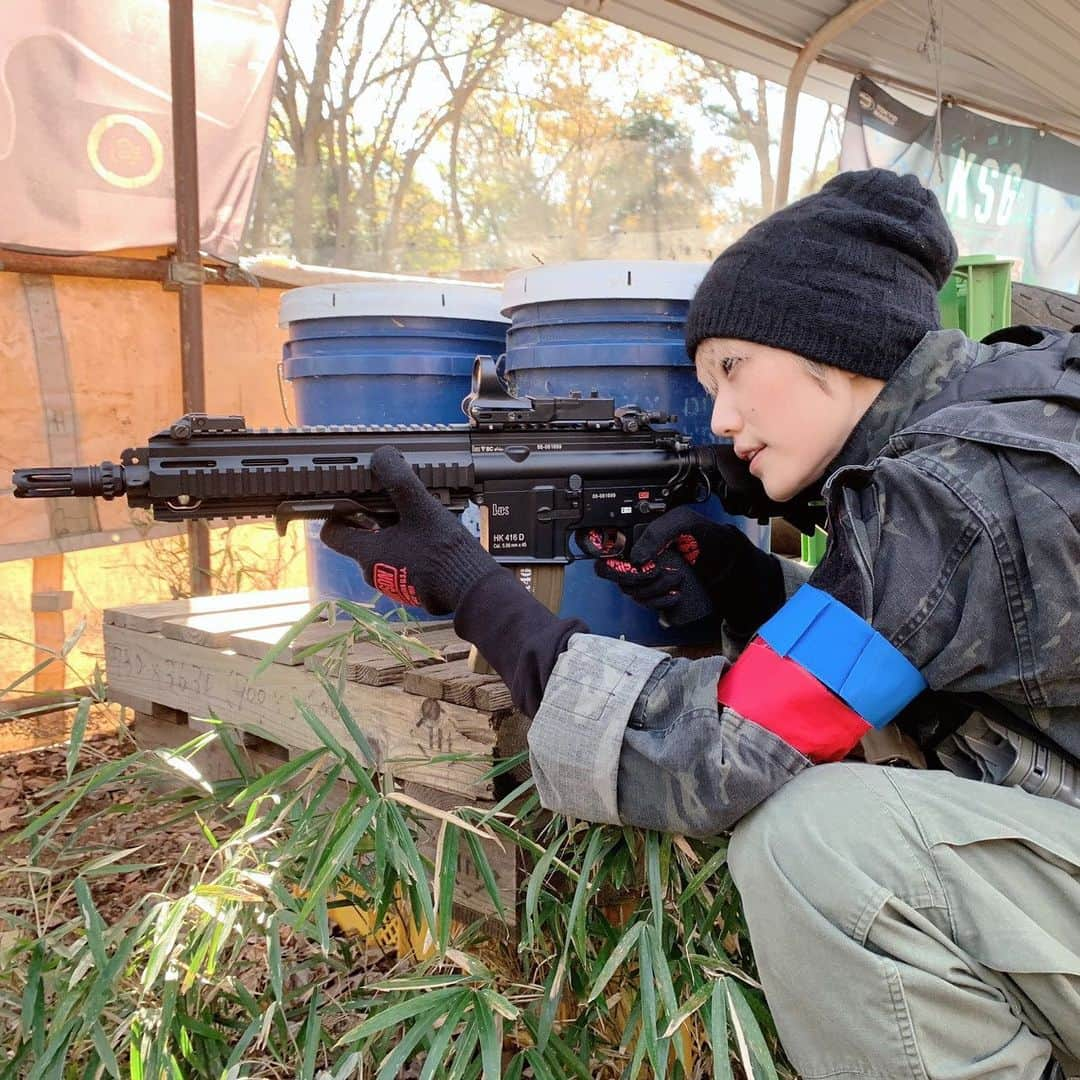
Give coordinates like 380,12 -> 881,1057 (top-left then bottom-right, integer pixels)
710,389 -> 742,439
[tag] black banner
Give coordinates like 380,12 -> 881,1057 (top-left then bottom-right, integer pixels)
842,76 -> 1080,292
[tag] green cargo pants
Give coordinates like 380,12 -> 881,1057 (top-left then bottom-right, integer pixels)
729,764 -> 1080,1079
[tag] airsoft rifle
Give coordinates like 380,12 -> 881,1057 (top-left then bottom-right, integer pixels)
12,356 -> 816,567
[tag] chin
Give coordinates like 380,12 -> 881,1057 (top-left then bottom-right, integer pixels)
761,476 -> 798,502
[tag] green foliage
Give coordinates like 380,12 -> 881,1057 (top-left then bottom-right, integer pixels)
0,607 -> 791,1078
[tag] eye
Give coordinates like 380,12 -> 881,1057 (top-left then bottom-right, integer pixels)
720,355 -> 743,376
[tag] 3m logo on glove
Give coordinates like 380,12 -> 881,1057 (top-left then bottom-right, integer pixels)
372,563 -> 420,607
716,585 -> 927,762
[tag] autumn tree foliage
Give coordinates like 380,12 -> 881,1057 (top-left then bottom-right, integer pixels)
246,0 -> 839,275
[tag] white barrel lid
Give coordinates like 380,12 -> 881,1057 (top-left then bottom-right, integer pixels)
501,259 -> 710,313
279,280 -> 508,327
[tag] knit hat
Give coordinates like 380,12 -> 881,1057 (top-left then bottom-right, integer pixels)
685,168 -> 958,380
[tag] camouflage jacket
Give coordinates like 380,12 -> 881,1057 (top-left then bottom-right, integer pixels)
526,327 -> 1080,836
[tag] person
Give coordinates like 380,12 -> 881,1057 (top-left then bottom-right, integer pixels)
321,168 -> 1080,1079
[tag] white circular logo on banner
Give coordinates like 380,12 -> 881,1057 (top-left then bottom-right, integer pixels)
86,114 -> 164,190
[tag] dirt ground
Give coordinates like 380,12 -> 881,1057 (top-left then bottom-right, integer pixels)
0,709 -> 214,926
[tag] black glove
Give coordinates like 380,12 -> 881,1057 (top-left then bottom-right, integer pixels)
319,446 -> 501,615
320,445 -> 586,717
593,507 -> 785,631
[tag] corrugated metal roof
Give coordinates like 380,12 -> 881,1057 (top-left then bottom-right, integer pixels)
498,0 -> 1080,139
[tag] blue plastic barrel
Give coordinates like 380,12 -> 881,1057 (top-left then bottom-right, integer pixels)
501,260 -> 770,644
280,282 -> 508,617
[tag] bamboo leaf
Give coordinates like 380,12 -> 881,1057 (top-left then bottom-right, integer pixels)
66,697 -> 92,779
709,978 -> 734,1080
387,792 -> 500,844
253,602 -> 328,675
444,1017 -> 480,1080
300,992 -> 321,1080
586,921 -> 643,1003
538,827 -> 606,1051
336,986 -> 462,1044
474,990 -> 502,1080
298,799 -> 380,924
313,670 -> 380,775
478,987 -> 520,1022
294,699 -> 374,791
463,830 -> 508,922
227,748 -> 324,809
268,913 -> 285,1007
646,830 -> 664,938
678,841 -> 730,907
637,927 -> 663,1080
662,982 -> 712,1039
727,980 -> 780,1080
21,942 -> 45,1054
523,832 -> 565,947
435,818 -> 461,955
418,992 -> 472,1080
73,877 -> 108,971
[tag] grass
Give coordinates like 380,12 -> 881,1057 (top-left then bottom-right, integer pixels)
0,605 -> 790,1079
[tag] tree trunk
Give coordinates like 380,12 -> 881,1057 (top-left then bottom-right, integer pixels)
751,77 -> 774,214
292,0 -> 345,263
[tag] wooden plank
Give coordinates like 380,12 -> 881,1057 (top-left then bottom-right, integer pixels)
403,659 -> 502,709
227,618 -> 454,662
31,553 -> 66,692
310,628 -> 471,686
104,624 -> 498,798
473,680 -> 514,712
104,587 -> 311,633
158,603 -> 315,649
23,274 -> 101,540
227,621 -> 346,665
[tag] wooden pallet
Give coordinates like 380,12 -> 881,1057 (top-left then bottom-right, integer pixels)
104,588 -> 524,922
103,588 -> 528,800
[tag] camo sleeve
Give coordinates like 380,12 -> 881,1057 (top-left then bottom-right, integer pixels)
526,633 -> 812,836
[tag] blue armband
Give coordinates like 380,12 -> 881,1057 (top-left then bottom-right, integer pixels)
755,585 -> 927,729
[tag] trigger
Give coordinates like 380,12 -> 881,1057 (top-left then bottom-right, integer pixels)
576,526 -> 627,558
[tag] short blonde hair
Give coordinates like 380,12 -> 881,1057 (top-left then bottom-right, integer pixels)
801,356 -> 830,388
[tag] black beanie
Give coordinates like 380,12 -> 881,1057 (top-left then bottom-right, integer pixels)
685,168 -> 958,380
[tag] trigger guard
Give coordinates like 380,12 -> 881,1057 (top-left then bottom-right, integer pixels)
575,526 -> 628,558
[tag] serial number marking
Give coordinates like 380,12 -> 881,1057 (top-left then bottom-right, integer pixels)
536,443 -> 563,450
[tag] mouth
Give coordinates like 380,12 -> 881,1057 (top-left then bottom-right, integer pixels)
735,446 -> 764,465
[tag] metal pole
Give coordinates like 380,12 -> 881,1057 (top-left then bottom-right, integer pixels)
773,0 -> 889,210
0,247 -> 290,287
168,0 -> 212,595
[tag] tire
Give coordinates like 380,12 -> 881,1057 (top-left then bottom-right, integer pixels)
1011,282 -> 1080,331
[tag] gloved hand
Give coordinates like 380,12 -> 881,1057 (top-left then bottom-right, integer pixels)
319,446 -> 501,615
593,506 -> 786,631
